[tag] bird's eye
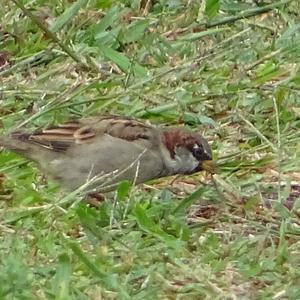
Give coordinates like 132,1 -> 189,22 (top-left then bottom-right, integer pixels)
191,143 -> 204,160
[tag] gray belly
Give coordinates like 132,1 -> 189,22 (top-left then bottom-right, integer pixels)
47,135 -> 164,192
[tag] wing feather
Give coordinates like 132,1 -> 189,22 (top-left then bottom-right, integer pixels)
11,116 -> 155,152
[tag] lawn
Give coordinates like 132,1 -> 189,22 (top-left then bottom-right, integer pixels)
1,0 -> 300,299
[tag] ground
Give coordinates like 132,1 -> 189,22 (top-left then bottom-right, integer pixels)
1,0 -> 300,299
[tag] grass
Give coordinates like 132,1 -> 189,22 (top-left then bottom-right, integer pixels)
1,0 -> 300,299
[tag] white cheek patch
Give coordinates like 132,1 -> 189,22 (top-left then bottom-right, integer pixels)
173,150 -> 199,174
176,152 -> 199,172
160,144 -> 200,175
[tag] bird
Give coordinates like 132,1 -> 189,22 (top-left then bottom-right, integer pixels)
0,115 -> 214,194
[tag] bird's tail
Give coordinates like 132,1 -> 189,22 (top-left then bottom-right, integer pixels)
0,134 -> 31,152
0,134 -> 52,163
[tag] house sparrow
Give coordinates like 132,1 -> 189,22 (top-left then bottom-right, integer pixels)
0,116 -> 214,193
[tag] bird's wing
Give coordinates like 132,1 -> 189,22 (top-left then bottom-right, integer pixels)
10,115 -> 156,152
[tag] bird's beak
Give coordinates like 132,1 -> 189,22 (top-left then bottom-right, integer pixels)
201,160 -> 217,174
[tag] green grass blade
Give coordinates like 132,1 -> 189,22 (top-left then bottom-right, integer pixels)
134,204 -> 180,248
68,241 -> 131,299
52,254 -> 72,300
173,186 -> 207,215
98,45 -> 148,77
50,0 -> 88,33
